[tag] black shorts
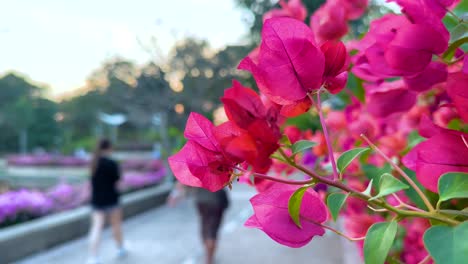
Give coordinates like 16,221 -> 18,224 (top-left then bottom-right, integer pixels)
196,203 -> 225,240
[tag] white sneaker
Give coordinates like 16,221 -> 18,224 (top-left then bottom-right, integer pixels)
86,256 -> 100,264
116,247 -> 128,259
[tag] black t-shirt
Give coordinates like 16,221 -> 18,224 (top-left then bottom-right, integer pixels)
91,156 -> 121,207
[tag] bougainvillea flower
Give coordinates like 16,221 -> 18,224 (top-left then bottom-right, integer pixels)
214,121 -> 258,164
403,124 -> 468,193
389,0 -> 459,22
385,24 -> 447,74
284,125 -> 302,144
325,111 -> 347,131
169,113 -> 236,192
352,13 -> 447,79
239,17 -> 325,105
168,141 -> 232,192
388,0 -> 450,42
263,0 -> 307,22
320,41 -> 349,93
446,72 -> 468,123
245,183 -> 327,248
433,106 -> 459,127
463,55 -> 468,74
310,2 -> 348,43
184,112 -> 220,152
279,97 -> 312,117
365,80 -> 417,118
400,218 -> 432,264
404,61 -> 447,92
219,83 -> 282,174
351,14 -> 411,79
340,0 -> 369,20
378,133 -> 407,158
221,80 -> 267,129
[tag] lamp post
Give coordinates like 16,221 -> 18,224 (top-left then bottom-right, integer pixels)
98,112 -> 127,142
152,112 -> 172,184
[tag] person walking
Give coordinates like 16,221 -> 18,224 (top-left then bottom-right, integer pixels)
87,139 -> 126,264
168,183 -> 229,264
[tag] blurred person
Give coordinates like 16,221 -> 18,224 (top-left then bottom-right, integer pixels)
75,147 -> 90,160
168,183 -> 229,264
87,139 -> 126,264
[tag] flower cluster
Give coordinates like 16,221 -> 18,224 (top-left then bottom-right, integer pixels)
169,0 -> 467,262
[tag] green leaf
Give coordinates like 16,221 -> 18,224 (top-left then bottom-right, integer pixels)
439,209 -> 468,218
337,147 -> 370,174
364,221 -> 398,264
280,135 -> 292,147
438,172 -> 468,202
288,186 -> 309,228
423,221 -> 468,264
405,131 -> 425,153
347,73 -> 365,102
291,140 -> 317,155
450,23 -> 468,43
362,164 -> 392,192
370,173 -> 409,201
327,193 -> 347,222
443,32 -> 468,60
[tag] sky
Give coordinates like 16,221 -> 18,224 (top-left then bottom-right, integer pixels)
0,0 -> 248,97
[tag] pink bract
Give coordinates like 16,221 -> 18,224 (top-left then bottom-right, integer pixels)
403,124 -> 468,193
184,112 -> 220,152
310,2 -> 348,44
340,0 -> 369,20
168,141 -> 231,192
365,80 -> 417,118
239,17 -> 325,105
263,0 -> 308,22
221,80 -> 267,129
169,113 -> 236,192
284,125 -> 302,144
446,72 -> 468,123
245,183 -> 327,248
321,41 -> 349,94
404,61 -> 447,92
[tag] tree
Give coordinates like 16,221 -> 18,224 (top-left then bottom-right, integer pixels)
167,39 -> 251,121
0,73 -> 59,153
235,0 -> 325,43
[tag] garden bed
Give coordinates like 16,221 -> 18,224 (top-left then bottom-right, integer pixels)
0,182 -> 172,263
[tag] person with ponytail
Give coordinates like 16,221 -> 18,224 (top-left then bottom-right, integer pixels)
87,139 -> 126,264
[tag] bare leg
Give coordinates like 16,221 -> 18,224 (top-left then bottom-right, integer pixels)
205,239 -> 216,264
109,208 -> 124,248
88,211 -> 105,259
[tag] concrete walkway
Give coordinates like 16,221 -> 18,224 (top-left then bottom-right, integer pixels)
16,184 -> 361,264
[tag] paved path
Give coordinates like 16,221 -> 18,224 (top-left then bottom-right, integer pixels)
16,184 -> 361,264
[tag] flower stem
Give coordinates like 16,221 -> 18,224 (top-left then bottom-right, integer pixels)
280,155 -> 459,225
303,217 -> 365,242
275,147 -> 459,225
360,134 -> 435,212
445,7 -> 463,23
392,194 -> 426,213
236,167 -> 314,185
417,255 -> 431,264
308,92 -> 339,180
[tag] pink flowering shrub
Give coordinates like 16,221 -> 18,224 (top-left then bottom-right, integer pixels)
7,154 -> 88,167
169,0 -> 468,263
1,159 -> 166,228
